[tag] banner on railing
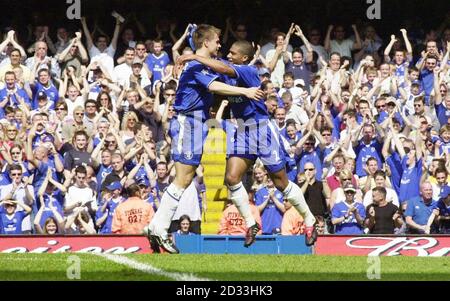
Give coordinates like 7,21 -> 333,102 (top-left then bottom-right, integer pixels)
0,236 -> 152,254
315,236 -> 450,257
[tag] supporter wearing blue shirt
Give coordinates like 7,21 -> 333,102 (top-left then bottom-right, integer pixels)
353,124 -> 383,177
254,179 -> 285,234
26,126 -> 65,213
0,200 -> 32,234
96,182 -> 124,234
405,182 -> 436,234
419,56 -> 437,104
31,69 -> 59,110
331,183 -> 366,234
33,193 -> 64,234
296,133 -> 322,181
427,186 -> 450,234
144,40 -> 170,84
385,151 -> 402,196
0,71 -> 31,118
398,150 -> 422,208
434,93 -> 450,126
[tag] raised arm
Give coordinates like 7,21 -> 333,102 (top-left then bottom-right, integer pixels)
80,17 -> 94,50
434,68 -> 443,105
282,24 -> 295,64
267,45 -> 283,73
74,33 -> 89,64
7,31 -> 27,59
208,81 -> 265,99
57,38 -> 76,63
76,212 -> 96,234
26,125 -> 40,168
351,24 -> 362,50
324,25 -> 333,53
172,24 -> 192,62
384,35 -> 397,63
294,25 -> 313,63
177,54 -> 236,78
400,29 -> 413,59
110,15 -> 123,51
215,100 -> 229,121
33,196 -> 46,234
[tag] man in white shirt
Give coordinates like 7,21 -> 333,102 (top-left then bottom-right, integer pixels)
281,91 -> 309,128
277,73 -> 304,104
325,24 -> 362,58
25,41 -> 61,79
81,13 -> 123,75
123,58 -> 151,90
113,48 -> 150,88
64,165 -> 97,217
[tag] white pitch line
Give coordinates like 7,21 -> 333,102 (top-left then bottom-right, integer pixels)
96,253 -> 213,281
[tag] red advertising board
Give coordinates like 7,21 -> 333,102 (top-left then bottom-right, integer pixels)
0,235 -> 153,254
315,236 -> 450,257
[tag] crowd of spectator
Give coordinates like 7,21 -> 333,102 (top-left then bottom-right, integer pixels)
0,9 -> 449,237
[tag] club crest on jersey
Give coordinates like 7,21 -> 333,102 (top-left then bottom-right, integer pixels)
201,69 -> 209,76
184,151 -> 193,160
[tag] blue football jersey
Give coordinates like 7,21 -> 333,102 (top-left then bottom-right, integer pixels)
173,60 -> 219,120
225,64 -> 268,121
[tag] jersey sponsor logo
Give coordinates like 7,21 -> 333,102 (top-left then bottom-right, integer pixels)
228,96 -> 245,104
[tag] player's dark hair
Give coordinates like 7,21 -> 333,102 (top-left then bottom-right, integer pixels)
232,40 -> 255,64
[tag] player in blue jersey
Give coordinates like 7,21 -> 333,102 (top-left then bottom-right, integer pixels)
176,39 -> 318,248
144,24 -> 265,254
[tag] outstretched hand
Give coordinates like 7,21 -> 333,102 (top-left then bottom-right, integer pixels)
244,87 -> 265,100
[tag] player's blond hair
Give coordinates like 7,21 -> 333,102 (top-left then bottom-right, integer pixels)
193,24 -> 221,50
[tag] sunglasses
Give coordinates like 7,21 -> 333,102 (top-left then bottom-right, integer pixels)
304,168 -> 315,171
345,191 -> 356,194
105,140 -> 116,144
342,178 -> 352,181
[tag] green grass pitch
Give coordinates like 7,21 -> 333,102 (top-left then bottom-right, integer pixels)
0,253 -> 448,281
